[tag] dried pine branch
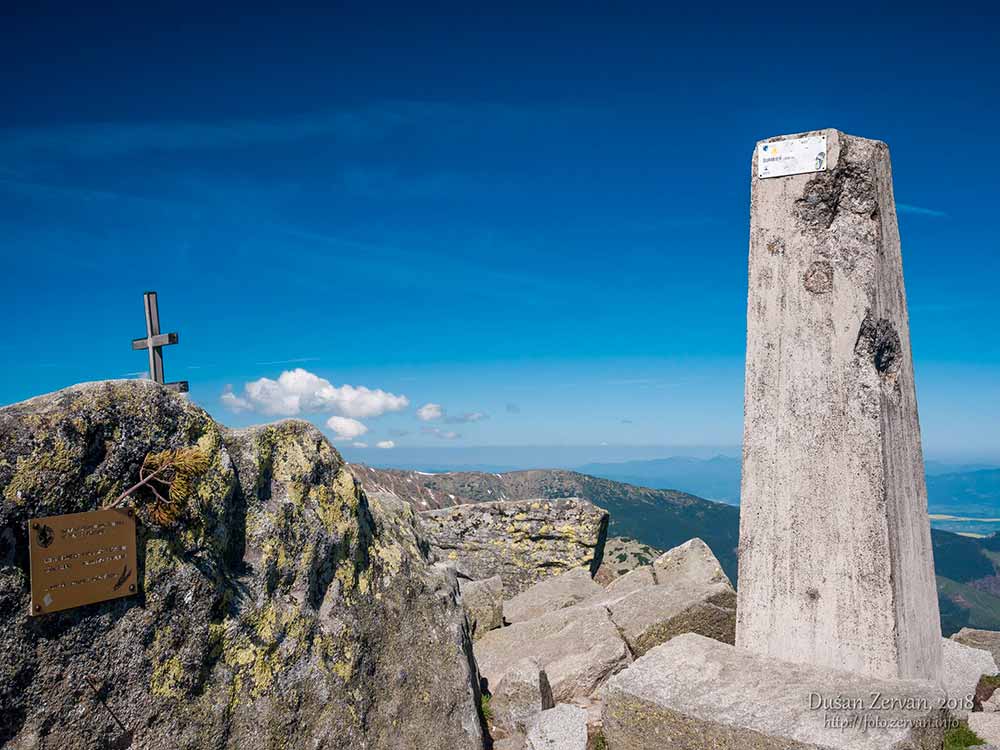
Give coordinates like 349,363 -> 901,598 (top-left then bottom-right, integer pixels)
108,446 -> 210,526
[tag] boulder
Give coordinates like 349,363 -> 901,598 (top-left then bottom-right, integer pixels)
602,633 -> 947,750
475,603 -> 630,702
461,575 -> 504,639
0,381 -> 485,750
526,704 -> 588,750
419,498 -> 608,595
490,658 -> 555,736
604,565 -> 655,596
594,537 -> 663,585
493,736 -> 527,750
952,628 -> 1000,667
606,581 -> 736,656
941,637 -> 999,719
503,568 -> 604,624
651,537 -> 731,588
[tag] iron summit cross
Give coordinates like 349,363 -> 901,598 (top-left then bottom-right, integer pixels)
131,291 -> 188,392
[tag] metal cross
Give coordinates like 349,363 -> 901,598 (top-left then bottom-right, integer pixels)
131,291 -> 188,392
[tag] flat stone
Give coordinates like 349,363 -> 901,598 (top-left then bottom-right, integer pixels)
491,658 -> 555,736
652,538 -> 732,588
504,568 -> 605,624
738,129 -> 943,682
493,736 -> 526,750
526,704 -> 588,750
602,633 -> 947,750
461,575 -> 504,639
952,628 -> 1000,667
607,580 -> 736,656
969,713 -> 1000,747
942,637 -> 999,719
475,604 -> 630,702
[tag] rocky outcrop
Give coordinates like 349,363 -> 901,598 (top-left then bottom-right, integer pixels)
602,633 -> 947,750
475,604 -> 630,703
474,536 -> 737,715
599,538 -> 737,655
503,568 -> 604,624
460,575 -> 504,640
594,537 -> 663,585
0,381 -> 484,750
419,498 -> 608,595
941,637 -> 999,719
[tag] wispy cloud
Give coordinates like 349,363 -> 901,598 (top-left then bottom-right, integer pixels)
897,203 -> 948,218
254,356 -> 321,366
0,107 -> 414,160
422,426 -> 461,440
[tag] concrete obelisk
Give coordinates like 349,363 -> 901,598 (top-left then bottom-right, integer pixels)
736,129 -> 942,682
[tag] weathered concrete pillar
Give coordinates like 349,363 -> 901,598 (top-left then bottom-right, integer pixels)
736,129 -> 942,682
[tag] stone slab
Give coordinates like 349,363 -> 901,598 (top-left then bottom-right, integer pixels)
942,637 -> 999,719
460,575 -> 504,639
952,628 -> 1000,667
607,581 -> 736,656
526,704 -> 588,750
504,568 -> 605,624
475,604 -> 630,702
602,633 -> 948,750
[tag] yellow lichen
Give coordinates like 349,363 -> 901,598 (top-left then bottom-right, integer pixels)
151,656 -> 185,699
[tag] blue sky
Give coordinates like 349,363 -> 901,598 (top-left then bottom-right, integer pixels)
2,2 -> 998,465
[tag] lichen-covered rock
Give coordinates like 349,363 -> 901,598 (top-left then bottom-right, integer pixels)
503,568 -> 604,625
419,498 -> 608,596
460,575 -> 504,639
0,380 -> 484,750
593,537 -> 663,585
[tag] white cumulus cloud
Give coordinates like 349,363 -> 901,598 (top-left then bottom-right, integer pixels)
376,440 -> 395,449
220,385 -> 253,413
416,402 -> 443,421
221,368 -> 409,418
326,416 -> 368,440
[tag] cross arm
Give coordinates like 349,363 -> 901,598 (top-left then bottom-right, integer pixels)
131,332 -> 179,350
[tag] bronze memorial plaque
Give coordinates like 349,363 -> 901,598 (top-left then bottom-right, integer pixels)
28,508 -> 138,615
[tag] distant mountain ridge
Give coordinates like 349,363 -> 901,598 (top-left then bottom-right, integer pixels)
349,464 -> 742,581
351,463 -> 1000,636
